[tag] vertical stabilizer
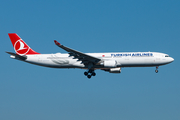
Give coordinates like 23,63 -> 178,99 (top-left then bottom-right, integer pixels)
8,33 -> 40,55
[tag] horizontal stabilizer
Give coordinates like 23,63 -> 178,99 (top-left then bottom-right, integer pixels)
6,51 -> 27,60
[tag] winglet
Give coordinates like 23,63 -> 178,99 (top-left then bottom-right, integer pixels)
54,40 -> 61,46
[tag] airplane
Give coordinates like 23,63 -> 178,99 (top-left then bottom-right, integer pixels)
6,33 -> 174,79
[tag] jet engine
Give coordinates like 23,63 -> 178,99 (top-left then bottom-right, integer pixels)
102,67 -> 121,73
100,60 -> 117,68
109,68 -> 121,73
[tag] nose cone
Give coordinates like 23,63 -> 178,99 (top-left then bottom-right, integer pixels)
169,57 -> 174,63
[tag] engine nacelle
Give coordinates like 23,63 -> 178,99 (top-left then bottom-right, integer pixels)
101,60 -> 117,68
109,68 -> 121,73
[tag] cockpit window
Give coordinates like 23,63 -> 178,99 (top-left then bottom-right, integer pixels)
165,55 -> 169,57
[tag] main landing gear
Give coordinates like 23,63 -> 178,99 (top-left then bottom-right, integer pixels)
84,69 -> 96,79
155,66 -> 158,73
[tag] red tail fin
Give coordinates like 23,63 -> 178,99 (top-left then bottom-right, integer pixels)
8,33 -> 40,55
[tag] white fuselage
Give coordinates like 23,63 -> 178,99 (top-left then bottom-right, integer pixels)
7,33 -> 174,78
18,52 -> 174,69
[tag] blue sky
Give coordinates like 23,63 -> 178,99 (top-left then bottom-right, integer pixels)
0,0 -> 180,120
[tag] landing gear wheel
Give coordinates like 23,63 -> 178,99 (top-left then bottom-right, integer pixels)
91,72 -> 96,76
84,68 -> 96,79
87,75 -> 91,79
155,66 -> 159,73
84,72 -> 88,76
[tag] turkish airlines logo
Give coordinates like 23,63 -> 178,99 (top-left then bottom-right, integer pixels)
14,39 -> 30,55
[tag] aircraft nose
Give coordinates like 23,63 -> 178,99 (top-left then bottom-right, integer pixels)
170,57 -> 174,62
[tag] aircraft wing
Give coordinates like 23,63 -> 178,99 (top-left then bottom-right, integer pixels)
54,40 -> 101,64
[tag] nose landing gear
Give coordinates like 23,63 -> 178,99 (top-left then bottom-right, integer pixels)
155,66 -> 158,73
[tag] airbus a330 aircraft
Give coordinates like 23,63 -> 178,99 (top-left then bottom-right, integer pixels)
6,33 -> 174,78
